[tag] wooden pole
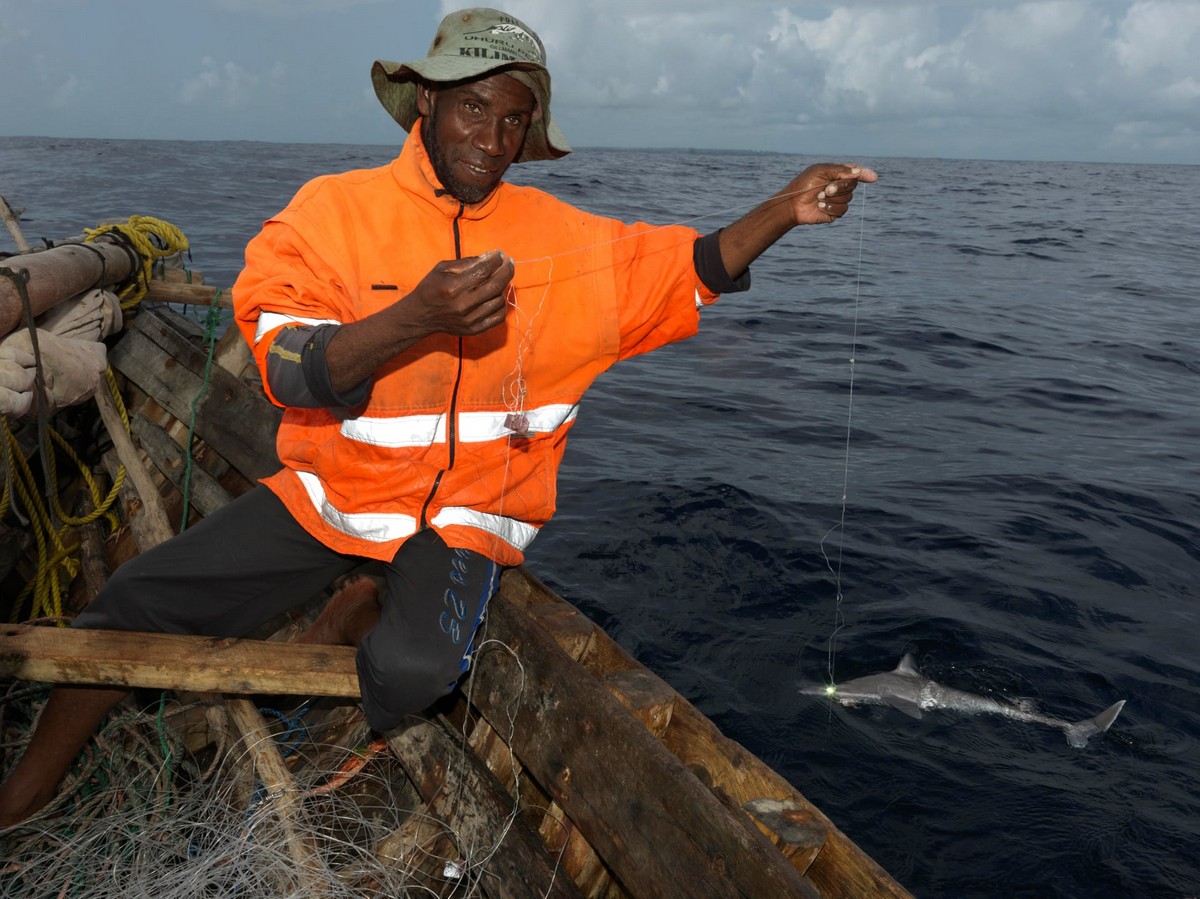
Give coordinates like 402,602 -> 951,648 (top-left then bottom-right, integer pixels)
0,195 -> 31,253
225,697 -> 330,896
93,385 -> 176,545
0,239 -> 137,338
0,624 -> 359,696
142,280 -> 230,307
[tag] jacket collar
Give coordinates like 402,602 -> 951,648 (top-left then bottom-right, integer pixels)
392,119 -> 505,222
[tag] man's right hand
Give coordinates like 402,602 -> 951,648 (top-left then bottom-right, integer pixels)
324,250 -> 514,394
407,250 -> 514,337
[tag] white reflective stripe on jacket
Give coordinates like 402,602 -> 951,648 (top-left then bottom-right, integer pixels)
340,403 -> 579,448
254,310 -> 342,345
296,470 -> 537,551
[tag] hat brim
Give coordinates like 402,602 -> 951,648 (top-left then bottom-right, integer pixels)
371,58 -> 571,164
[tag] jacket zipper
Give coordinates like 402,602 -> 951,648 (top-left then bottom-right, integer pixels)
418,203 -> 466,529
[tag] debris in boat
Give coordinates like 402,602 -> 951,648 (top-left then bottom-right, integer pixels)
0,686 -> 474,898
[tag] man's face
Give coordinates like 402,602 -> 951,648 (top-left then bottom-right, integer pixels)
417,73 -> 536,205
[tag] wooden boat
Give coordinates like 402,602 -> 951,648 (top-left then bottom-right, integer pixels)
0,218 -> 911,897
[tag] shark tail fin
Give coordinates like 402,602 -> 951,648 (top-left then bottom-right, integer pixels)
1063,700 -> 1126,749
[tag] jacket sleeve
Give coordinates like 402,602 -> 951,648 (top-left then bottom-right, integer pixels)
232,217 -> 357,408
606,220 -> 719,363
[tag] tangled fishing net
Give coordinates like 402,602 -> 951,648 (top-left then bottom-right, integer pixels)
0,685 -> 487,898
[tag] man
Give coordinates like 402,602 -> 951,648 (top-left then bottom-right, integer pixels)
0,7 -> 875,826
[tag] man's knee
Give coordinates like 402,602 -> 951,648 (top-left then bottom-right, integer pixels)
355,643 -> 466,731
72,555 -> 163,632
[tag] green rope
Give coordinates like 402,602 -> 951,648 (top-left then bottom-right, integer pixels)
179,294 -> 225,532
156,690 -> 175,815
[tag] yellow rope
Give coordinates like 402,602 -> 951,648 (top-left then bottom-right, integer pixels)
83,215 -> 191,310
2,375 -> 130,624
2,417 -> 72,620
3,217 -> 192,622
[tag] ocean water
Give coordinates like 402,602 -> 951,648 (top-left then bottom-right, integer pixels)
2,136 -> 1198,898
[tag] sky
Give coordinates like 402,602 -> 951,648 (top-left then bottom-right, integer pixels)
1,0 -> 1197,164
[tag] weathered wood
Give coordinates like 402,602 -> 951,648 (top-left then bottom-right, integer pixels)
467,593 -> 821,899
101,448 -> 164,558
524,601 -> 598,662
154,267 -> 204,285
69,491 -> 110,613
0,239 -> 136,338
131,413 -> 234,519
213,320 -> 258,380
1,195 -> 31,252
0,624 -> 359,697
500,569 -> 911,896
498,569 -> 912,897
537,800 -> 617,899
108,309 -> 281,482
375,803 -> 451,868
603,668 -> 675,738
225,697 -> 328,897
387,717 -> 586,899
94,385 -> 175,544
465,714 -> 523,793
143,280 -> 231,307
499,570 -> 632,677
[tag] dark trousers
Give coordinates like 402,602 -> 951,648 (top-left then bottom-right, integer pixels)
75,486 -> 502,730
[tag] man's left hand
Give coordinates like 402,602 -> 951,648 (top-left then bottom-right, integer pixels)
785,163 -> 879,226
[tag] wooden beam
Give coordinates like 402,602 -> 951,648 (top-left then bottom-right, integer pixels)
387,718 -> 585,899
131,413 -> 235,520
0,624 -> 359,697
109,309 -> 281,482
465,594 -> 822,899
143,280 -> 231,307
225,697 -> 329,896
94,385 -> 175,544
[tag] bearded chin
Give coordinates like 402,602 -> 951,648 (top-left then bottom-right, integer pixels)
421,111 -> 492,206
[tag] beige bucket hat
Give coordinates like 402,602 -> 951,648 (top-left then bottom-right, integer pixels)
371,7 -> 571,163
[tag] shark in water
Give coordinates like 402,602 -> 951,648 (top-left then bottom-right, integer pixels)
802,654 -> 1126,748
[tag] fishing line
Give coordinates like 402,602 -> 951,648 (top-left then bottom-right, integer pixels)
507,184 -> 824,268
495,181 -> 856,431
819,183 -> 869,692
468,177 -> 872,867
488,188 -> 816,538
492,177 -> 873,688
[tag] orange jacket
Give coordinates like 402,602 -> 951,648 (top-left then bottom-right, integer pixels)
234,130 -> 718,566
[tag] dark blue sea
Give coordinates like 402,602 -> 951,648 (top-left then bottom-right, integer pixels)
2,136 -> 1198,898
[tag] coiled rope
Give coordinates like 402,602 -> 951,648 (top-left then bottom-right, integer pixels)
2,215 -> 192,622
83,215 -> 190,310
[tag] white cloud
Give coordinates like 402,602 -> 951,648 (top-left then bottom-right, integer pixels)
49,74 -> 88,109
0,0 -> 31,47
1113,0 -> 1200,113
488,0 -> 1197,160
1113,0 -> 1200,73
178,57 -> 287,111
212,0 -> 388,15
3,0 -> 1195,161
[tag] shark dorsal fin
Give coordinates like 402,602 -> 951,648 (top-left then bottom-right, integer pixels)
895,654 -> 921,677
